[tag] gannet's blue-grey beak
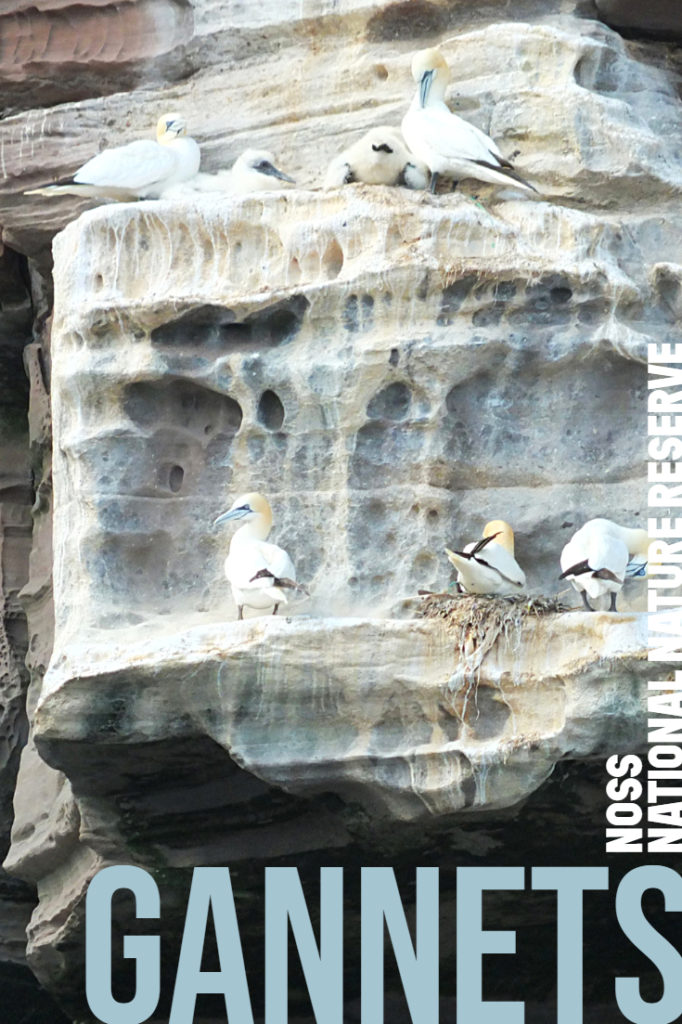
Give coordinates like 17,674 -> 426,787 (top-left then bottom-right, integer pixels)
419,68 -> 435,108
214,506 -> 250,527
258,160 -> 296,184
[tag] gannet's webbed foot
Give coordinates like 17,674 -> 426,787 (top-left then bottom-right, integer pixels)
429,171 -> 439,194
609,592 -> 618,612
272,604 -> 279,616
581,592 -> 594,613
237,606 -> 244,620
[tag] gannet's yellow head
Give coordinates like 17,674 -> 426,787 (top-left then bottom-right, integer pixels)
628,529 -> 649,558
157,112 -> 187,142
483,519 -> 515,555
411,47 -> 450,105
213,492 -> 273,533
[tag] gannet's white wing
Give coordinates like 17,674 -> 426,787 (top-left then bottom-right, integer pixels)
74,139 -> 178,190
411,105 -> 504,166
445,538 -> 525,595
560,524 -> 628,601
475,540 -> 526,588
226,539 -> 296,592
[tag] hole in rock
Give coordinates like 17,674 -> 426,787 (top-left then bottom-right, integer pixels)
366,381 -> 412,421
168,465 -> 184,492
388,348 -> 399,366
257,390 -> 285,431
438,275 -> 477,323
373,63 -> 388,79
124,380 -> 243,437
151,295 -> 309,352
323,238 -> 344,279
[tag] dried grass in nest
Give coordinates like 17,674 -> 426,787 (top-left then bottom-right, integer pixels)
417,590 -> 570,726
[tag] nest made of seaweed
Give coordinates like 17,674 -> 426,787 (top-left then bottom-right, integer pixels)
417,590 -> 570,672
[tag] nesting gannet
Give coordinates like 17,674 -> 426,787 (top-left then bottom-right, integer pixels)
161,149 -> 295,198
445,520 -> 526,596
559,518 -> 648,612
401,48 -> 537,195
228,149 -> 295,193
25,113 -> 200,201
214,492 -> 307,619
324,126 -> 429,189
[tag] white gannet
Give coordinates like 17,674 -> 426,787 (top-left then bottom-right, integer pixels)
401,48 -> 537,195
445,520 -> 526,596
161,149 -> 295,198
324,126 -> 429,190
559,518 -> 649,612
227,149 -> 295,194
214,492 -> 307,620
25,113 -> 201,201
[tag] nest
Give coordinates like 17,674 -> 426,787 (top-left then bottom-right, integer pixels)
419,590 -> 569,658
418,590 -> 570,725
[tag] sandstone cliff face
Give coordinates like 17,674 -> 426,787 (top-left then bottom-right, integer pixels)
0,1 -> 678,1020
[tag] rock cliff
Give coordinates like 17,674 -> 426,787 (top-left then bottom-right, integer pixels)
0,1 -> 678,1020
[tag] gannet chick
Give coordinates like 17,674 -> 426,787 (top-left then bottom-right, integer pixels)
401,48 -> 537,195
324,127 -> 429,189
559,518 -> 648,612
228,149 -> 295,194
214,492 -> 307,620
159,150 -> 295,198
445,520 -> 526,596
25,113 -> 201,201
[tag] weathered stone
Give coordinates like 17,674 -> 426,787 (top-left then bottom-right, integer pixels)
0,4 -> 679,1019
0,0 -> 194,114
595,0 -> 682,40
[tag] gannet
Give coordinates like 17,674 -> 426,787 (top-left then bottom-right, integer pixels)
445,520 -> 526,596
25,113 -> 200,201
214,492 -> 307,620
228,149 -> 295,193
559,518 -> 649,612
161,149 -> 295,198
324,126 -> 429,189
401,48 -> 537,195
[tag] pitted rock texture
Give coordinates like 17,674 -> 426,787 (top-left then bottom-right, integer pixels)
0,2 -> 679,1020
47,189 -> 652,631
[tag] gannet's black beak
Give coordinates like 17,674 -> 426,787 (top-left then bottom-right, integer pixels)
259,161 -> 296,184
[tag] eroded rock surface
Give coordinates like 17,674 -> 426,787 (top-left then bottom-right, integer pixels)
0,2 -> 677,1020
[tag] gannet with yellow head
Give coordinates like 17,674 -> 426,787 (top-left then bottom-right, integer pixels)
214,492 -> 306,620
559,518 -> 649,612
445,520 -> 526,596
401,48 -> 537,195
25,113 -> 201,201
324,126 -> 429,189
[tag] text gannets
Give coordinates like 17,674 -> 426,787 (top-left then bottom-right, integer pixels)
445,520 -> 526,596
401,48 -> 537,195
214,492 -> 307,620
559,518 -> 648,612
324,127 -> 429,189
25,113 -> 200,202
